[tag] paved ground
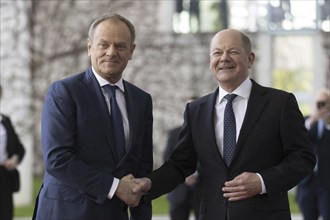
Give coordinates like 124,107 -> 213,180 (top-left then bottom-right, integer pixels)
15,214 -> 304,220
152,215 -> 303,220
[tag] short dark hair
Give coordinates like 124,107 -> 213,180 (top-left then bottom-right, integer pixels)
88,14 -> 135,44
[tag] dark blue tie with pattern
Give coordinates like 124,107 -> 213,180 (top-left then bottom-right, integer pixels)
103,85 -> 125,159
223,94 -> 237,166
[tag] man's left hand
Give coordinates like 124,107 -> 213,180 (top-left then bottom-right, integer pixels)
222,172 -> 262,201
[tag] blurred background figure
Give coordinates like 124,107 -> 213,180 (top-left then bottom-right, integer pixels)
297,88 -> 330,220
163,96 -> 202,220
0,85 -> 26,220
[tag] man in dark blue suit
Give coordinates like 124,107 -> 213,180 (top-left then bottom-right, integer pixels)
132,29 -> 316,220
297,89 -> 330,220
33,14 -> 153,220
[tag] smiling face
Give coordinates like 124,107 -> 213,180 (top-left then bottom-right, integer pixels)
209,29 -> 255,92
87,18 -> 135,83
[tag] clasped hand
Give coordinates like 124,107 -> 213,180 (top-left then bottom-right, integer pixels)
115,174 -> 152,207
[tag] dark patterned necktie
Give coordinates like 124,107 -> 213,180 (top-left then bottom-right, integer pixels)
103,85 -> 125,159
223,94 -> 237,166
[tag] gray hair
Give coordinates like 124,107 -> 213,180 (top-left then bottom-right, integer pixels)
88,14 -> 135,44
240,32 -> 252,53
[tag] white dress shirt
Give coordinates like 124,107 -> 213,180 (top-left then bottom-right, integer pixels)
214,77 -> 266,194
214,78 -> 251,155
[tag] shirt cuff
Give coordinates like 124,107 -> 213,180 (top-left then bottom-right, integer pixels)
107,178 -> 119,199
256,173 -> 267,194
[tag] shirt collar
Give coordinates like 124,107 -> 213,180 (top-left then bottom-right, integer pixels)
218,77 -> 252,103
91,66 -> 125,92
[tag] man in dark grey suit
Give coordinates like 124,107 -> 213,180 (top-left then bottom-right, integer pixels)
132,29 -> 316,220
33,14 -> 153,220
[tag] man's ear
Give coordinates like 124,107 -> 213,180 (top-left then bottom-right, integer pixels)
248,52 -> 255,68
129,43 -> 136,60
129,44 -> 136,60
87,39 -> 92,57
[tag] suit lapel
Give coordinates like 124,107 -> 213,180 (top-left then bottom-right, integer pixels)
233,80 -> 268,160
198,89 -> 223,161
79,67 -> 118,162
123,81 -> 136,154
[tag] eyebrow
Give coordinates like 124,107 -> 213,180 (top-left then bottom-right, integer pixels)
211,47 -> 240,52
97,39 -> 129,45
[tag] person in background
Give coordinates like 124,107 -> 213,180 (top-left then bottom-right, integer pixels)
0,85 -> 26,220
131,28 -> 316,220
164,97 -> 202,220
297,88 -> 330,220
32,14 -> 153,220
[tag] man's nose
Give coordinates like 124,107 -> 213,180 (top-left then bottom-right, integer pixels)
220,52 -> 230,62
106,45 -> 116,56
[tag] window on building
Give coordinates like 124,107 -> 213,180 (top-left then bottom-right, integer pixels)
173,0 -> 330,33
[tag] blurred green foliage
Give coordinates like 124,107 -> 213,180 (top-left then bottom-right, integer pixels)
273,69 -> 312,116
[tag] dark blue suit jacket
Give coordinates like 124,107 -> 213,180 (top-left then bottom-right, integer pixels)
146,80 -> 315,220
33,67 -> 153,220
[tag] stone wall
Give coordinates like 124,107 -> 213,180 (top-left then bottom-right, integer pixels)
126,32 -> 218,162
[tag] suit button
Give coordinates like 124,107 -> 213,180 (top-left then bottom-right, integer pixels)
222,200 -> 228,206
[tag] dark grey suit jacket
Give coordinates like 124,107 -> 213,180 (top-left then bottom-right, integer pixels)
298,118 -> 330,188
147,79 -> 315,220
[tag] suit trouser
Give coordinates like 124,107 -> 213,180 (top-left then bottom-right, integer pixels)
0,166 -> 14,220
169,189 -> 200,220
297,176 -> 330,220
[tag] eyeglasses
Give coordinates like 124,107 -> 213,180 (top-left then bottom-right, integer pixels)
316,101 -> 326,109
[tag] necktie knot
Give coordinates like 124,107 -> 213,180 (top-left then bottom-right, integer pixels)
104,85 -> 118,98
224,94 -> 237,104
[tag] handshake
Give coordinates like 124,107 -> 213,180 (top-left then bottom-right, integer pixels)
114,174 -> 152,207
